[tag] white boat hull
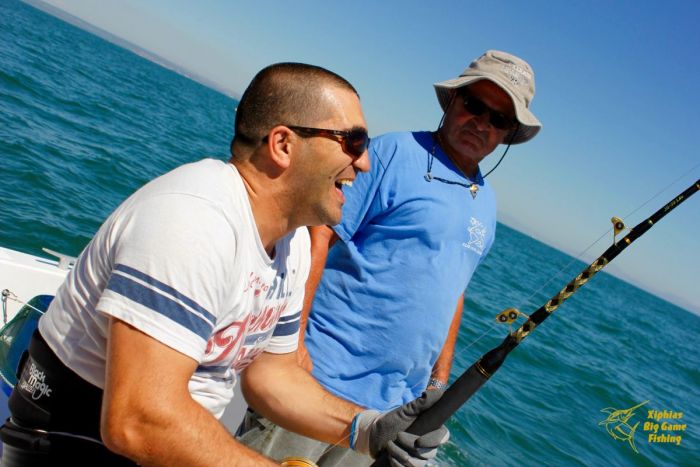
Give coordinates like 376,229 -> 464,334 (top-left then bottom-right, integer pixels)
0,247 -> 70,321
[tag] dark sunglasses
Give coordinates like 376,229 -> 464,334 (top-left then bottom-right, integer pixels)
458,90 -> 516,131
287,125 -> 369,158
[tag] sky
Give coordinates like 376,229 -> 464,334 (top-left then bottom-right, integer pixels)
35,0 -> 699,313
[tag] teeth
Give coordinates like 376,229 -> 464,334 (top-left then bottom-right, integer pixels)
338,180 -> 353,187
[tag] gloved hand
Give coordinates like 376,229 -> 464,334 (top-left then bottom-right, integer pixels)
350,390 -> 449,466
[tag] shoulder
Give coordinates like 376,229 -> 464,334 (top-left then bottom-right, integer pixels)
144,158 -> 232,199
127,158 -> 246,225
369,131 -> 432,169
108,160 -> 243,259
371,131 -> 430,152
121,159 -> 234,216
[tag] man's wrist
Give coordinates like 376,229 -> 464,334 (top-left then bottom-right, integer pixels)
350,410 -> 380,455
428,377 -> 448,390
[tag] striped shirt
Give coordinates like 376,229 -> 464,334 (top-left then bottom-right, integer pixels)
40,159 -> 310,418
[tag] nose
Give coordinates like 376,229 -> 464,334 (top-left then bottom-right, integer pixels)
352,150 -> 371,173
471,111 -> 492,131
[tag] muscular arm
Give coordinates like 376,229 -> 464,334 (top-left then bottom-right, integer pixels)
100,318 -> 277,466
429,294 -> 464,386
297,225 -> 338,371
241,350 -> 361,446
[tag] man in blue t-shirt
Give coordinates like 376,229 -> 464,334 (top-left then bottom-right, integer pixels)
240,50 -> 543,465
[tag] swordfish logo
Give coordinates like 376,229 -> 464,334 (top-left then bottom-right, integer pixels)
463,217 -> 487,255
599,401 -> 648,453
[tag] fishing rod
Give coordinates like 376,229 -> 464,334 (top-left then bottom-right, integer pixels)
372,178 -> 699,466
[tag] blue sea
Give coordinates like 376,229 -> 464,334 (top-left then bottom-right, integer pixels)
1,1 -> 698,465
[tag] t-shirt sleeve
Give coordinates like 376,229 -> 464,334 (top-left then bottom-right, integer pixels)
96,194 -> 235,363
332,141 -> 391,242
264,227 -> 311,354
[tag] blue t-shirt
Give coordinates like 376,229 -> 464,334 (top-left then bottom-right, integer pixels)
306,131 -> 497,410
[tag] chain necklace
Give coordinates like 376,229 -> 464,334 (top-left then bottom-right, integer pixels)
424,132 -> 482,199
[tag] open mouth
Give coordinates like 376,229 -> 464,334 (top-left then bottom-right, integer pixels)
335,179 -> 354,190
334,179 -> 353,202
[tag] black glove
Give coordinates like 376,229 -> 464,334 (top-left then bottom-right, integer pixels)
351,390 -> 449,466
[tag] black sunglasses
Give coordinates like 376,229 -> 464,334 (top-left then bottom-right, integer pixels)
458,90 -> 516,131
287,125 -> 369,158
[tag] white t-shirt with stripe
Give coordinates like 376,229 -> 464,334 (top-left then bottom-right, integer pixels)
39,159 -> 310,418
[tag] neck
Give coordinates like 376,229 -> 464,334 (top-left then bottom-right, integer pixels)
435,130 -> 479,179
231,159 -> 296,256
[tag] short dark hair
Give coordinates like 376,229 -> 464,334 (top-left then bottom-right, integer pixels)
231,63 -> 358,154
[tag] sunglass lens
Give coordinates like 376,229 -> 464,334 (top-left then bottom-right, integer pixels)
490,113 -> 513,130
345,131 -> 369,157
463,95 -> 487,116
462,93 -> 514,130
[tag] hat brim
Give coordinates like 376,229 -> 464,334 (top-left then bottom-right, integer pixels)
434,75 -> 541,144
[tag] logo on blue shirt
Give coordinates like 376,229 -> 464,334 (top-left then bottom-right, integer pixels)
463,217 -> 487,255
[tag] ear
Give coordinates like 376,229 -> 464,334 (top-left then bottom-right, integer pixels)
265,125 -> 295,170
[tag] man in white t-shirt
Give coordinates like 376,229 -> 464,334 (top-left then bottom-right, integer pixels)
2,63 -> 449,466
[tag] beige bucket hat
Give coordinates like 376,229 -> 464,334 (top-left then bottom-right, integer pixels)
434,50 -> 542,144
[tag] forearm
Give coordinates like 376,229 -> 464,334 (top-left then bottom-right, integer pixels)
104,392 -> 276,466
102,318 -> 278,466
430,295 -> 464,385
242,351 -> 361,447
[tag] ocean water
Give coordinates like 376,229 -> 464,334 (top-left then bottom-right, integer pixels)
1,1 -> 698,465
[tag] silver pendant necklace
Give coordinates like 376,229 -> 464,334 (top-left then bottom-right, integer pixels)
424,132 -> 482,199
